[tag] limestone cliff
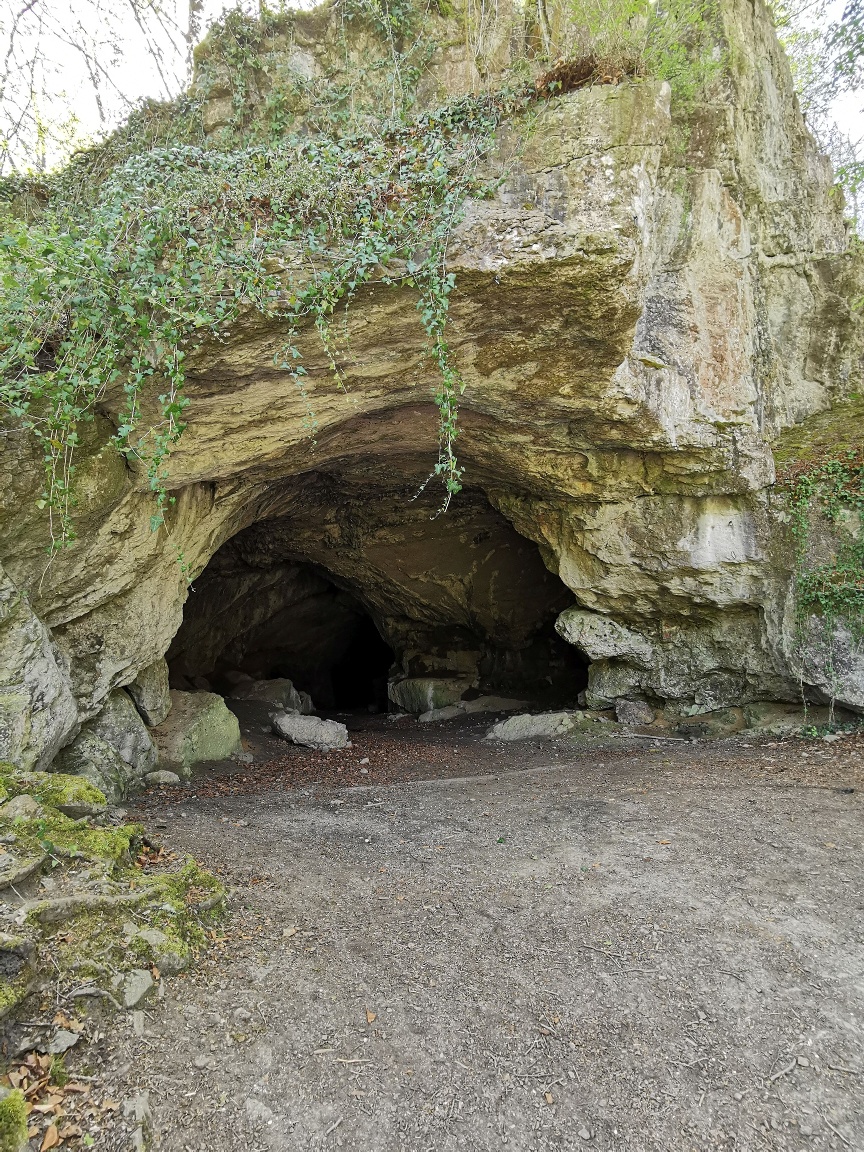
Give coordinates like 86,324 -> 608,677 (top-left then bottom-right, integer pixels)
0,0 -> 862,777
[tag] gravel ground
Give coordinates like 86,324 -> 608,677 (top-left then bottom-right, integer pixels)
72,724 -> 864,1151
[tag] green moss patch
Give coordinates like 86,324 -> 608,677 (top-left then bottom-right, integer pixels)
773,397 -> 864,476
0,1088 -> 26,1152
0,765 -> 225,1033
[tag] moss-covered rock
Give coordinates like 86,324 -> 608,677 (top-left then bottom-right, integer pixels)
0,766 -> 106,816
0,765 -> 224,1027
148,691 -> 241,778
0,1088 -> 27,1152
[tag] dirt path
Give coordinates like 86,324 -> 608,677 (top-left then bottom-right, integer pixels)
91,730 -> 863,1151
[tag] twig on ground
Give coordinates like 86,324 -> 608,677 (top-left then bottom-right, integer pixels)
822,1114 -> 853,1148
769,1058 -> 797,1082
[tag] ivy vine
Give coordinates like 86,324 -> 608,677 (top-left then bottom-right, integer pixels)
0,0 -> 719,553
784,448 -> 864,645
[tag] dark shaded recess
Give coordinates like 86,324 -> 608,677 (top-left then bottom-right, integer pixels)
328,614 -> 394,710
167,472 -> 589,713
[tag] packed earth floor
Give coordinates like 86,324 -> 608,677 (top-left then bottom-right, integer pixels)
25,717 -> 864,1150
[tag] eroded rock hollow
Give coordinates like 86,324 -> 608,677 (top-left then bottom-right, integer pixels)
1,0 -> 862,793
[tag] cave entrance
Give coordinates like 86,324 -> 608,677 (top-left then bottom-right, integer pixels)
166,477 -> 589,724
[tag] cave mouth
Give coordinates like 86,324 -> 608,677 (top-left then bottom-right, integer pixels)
166,475 -> 590,719
293,611 -> 394,712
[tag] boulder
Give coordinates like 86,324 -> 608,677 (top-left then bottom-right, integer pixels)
419,705 -> 464,722
459,696 -> 531,714
388,677 -> 471,714
126,659 -> 171,726
487,712 -> 580,741
84,690 -> 157,776
0,795 -> 42,821
148,691 -> 241,778
135,926 -> 189,974
53,731 -> 135,803
0,564 -> 78,772
3,771 -> 107,818
614,699 -> 656,728
271,712 -> 348,751
229,677 -> 306,713
143,770 -> 182,787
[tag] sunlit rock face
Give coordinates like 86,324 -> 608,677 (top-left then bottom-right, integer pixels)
1,0 -> 862,773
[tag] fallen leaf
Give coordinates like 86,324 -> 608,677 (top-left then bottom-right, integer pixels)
41,1125 -> 60,1151
365,1009 -> 376,1024
283,926 -> 298,938
545,1092 -> 555,1104
101,1099 -> 119,1113
657,840 -> 671,845
27,1126 -> 39,1139
58,1125 -> 82,1140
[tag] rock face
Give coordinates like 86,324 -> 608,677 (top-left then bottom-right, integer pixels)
0,564 -> 78,773
0,0 -> 862,779
148,692 -> 241,779
126,659 -> 171,727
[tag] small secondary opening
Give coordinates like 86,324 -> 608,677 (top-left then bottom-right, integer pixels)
329,614 -> 394,711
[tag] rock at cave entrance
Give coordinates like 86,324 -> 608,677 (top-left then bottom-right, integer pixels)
229,678 -> 313,714
54,731 -> 137,803
487,710 -> 619,741
487,712 -> 581,740
614,699 -> 656,728
270,712 -> 349,752
126,658 -> 171,726
148,691 -> 242,779
419,696 -> 532,722
0,564 -> 78,773
388,677 -> 473,715
84,690 -> 158,776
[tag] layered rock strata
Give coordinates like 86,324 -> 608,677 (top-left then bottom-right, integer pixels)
0,0 -> 862,779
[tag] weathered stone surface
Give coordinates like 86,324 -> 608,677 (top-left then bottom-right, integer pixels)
487,712 -> 580,741
420,695 -> 530,721
54,731 -> 135,803
123,968 -> 155,1009
84,690 -> 158,776
418,705 -> 464,723
229,677 -> 305,713
0,564 -> 78,772
143,770 -> 182,787
0,0 -> 862,743
615,699 -> 656,728
126,659 -> 171,726
556,610 -> 654,668
135,926 -> 189,974
0,795 -> 42,821
148,691 -> 241,778
389,678 -> 472,714
270,712 -> 348,752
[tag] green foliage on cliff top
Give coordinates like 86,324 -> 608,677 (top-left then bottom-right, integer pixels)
0,0 -> 725,549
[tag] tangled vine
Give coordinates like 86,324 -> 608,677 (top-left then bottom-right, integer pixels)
784,450 -> 864,644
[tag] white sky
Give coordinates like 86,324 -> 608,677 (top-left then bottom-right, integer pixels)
4,0 -> 862,170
